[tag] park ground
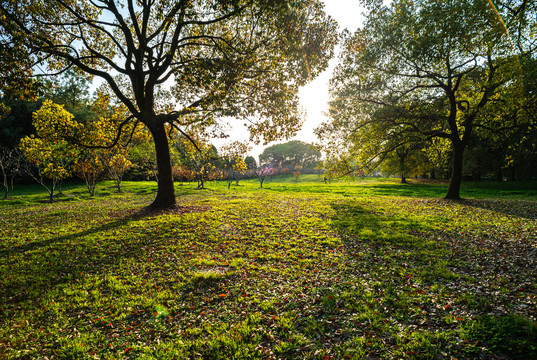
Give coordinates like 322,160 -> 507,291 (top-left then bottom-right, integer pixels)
1,176 -> 536,359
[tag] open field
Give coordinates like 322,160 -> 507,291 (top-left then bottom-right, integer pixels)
1,177 -> 536,359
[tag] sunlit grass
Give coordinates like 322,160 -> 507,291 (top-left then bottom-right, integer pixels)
1,178 -> 536,359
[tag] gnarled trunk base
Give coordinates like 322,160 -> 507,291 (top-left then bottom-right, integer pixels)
445,144 -> 463,200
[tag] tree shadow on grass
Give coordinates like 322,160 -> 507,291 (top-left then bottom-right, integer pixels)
325,199 -> 537,359
361,182 -> 449,198
0,204 -> 210,259
458,198 -> 537,220
266,180 -> 450,198
0,217 -> 130,259
0,214 -> 143,308
0,205 -> 209,317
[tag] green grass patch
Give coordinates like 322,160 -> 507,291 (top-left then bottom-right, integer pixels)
1,178 -> 536,359
461,315 -> 537,359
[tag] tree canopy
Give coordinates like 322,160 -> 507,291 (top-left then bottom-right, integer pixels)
316,0 -> 532,199
1,0 -> 338,209
259,140 -> 321,171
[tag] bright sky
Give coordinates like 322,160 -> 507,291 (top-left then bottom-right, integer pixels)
216,0 -> 365,161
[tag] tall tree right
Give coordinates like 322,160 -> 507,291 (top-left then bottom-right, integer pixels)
317,0 -> 534,199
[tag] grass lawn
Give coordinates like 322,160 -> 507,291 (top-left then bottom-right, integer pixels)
1,176 -> 536,359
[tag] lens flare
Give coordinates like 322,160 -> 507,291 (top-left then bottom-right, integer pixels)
487,0 -> 521,65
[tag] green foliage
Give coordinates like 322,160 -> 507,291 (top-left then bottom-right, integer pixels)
128,134 -> 159,182
43,68 -> 91,113
0,99 -> 38,148
244,156 -> 257,170
318,0 -> 528,199
379,143 -> 429,182
259,140 -> 321,172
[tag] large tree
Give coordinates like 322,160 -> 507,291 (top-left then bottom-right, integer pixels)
0,19 -> 40,100
1,0 -> 337,209
317,0 -> 528,199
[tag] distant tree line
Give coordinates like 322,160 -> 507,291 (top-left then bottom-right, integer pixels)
258,140 -> 321,176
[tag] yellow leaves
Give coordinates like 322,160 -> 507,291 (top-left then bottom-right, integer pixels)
109,153 -> 133,173
19,135 -> 47,163
20,101 -> 80,181
32,100 -> 81,141
20,135 -> 74,181
73,150 -> 105,181
231,159 -> 248,174
0,103 -> 11,119
220,141 -> 249,178
43,162 -> 69,180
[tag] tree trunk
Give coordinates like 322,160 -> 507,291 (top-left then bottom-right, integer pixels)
58,180 -> 64,196
115,178 -> 122,193
147,123 -> 176,209
510,166 -> 516,181
445,143 -> 464,200
49,180 -> 55,203
398,149 -> 408,184
2,172 -> 8,199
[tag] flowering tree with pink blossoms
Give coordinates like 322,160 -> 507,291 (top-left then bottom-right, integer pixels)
254,167 -> 277,188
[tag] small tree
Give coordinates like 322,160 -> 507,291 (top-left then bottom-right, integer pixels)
220,142 -> 249,189
293,164 -> 303,181
87,117 -> 137,192
72,150 -> 105,196
0,147 -> 22,199
107,151 -> 133,192
255,167 -> 278,188
20,136 -> 75,202
380,144 -> 425,183
19,100 -> 80,202
177,138 -> 221,189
